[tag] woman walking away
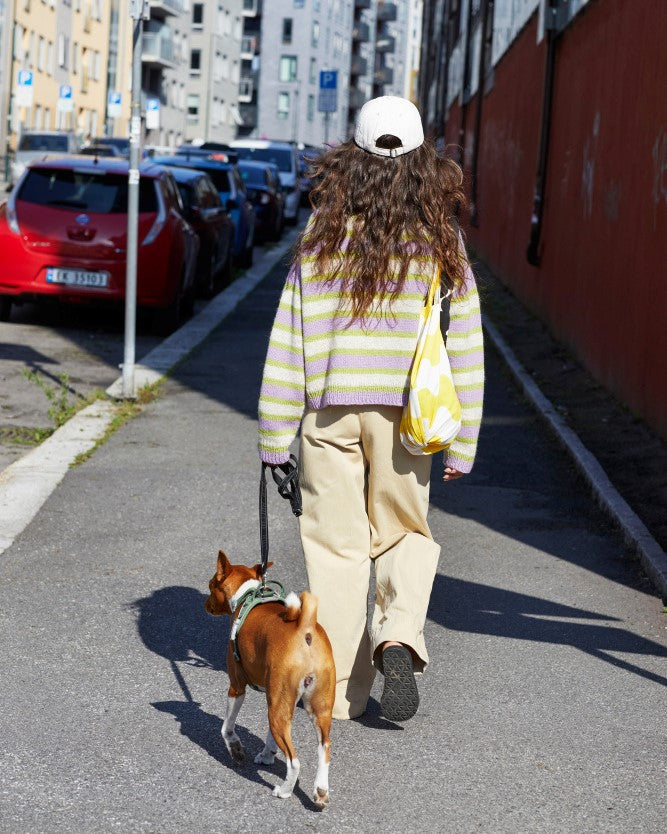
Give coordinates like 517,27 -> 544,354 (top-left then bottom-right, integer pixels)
258,96 -> 484,722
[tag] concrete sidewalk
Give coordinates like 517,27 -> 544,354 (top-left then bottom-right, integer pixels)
0,250 -> 666,831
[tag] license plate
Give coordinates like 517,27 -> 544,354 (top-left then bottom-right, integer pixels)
46,268 -> 109,288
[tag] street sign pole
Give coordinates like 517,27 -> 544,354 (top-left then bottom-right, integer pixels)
122,0 -> 147,399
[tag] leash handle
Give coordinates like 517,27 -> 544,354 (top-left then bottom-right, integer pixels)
259,455 -> 302,585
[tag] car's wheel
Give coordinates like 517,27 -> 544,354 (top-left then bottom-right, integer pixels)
241,241 -> 253,268
219,250 -> 233,287
153,272 -> 185,335
0,296 -> 12,322
200,250 -> 217,299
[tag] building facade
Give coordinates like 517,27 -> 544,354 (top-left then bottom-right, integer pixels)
256,0 -> 353,146
418,0 -> 667,438
6,0 -> 110,145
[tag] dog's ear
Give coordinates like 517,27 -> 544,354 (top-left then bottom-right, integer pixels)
251,561 -> 273,579
217,550 -> 230,580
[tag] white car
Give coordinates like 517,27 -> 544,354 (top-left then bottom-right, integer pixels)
230,140 -> 301,224
10,131 -> 79,187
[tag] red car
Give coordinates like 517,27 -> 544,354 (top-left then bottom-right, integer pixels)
0,156 -> 199,333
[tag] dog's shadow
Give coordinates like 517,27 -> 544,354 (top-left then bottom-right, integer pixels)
130,585 -> 320,809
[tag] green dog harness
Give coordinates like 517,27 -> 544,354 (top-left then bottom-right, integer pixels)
229,579 -> 287,669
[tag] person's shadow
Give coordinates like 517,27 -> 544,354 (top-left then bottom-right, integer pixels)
129,585 -> 318,807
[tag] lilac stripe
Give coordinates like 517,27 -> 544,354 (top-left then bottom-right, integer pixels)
456,387 -> 484,404
260,381 -> 303,399
304,317 -> 417,337
308,354 -> 412,373
449,349 -> 485,370
274,308 -> 301,328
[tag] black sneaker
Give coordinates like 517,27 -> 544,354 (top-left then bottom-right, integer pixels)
380,645 -> 419,722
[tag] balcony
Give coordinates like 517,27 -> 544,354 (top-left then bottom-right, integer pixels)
352,21 -> 370,41
373,65 -> 393,85
241,35 -> 258,58
377,2 -> 397,22
239,103 -> 257,127
148,0 -> 181,18
375,34 -> 395,53
142,27 -> 175,68
348,88 -> 366,110
239,77 -> 253,103
350,54 -> 368,76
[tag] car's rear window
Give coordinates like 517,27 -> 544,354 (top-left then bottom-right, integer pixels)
239,165 -> 267,187
203,168 -> 233,193
233,147 -> 292,172
17,168 -> 158,213
18,134 -> 69,152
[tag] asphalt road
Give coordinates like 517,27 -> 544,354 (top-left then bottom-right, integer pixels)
0,257 -> 665,833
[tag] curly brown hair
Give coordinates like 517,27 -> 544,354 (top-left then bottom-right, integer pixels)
295,137 -> 467,321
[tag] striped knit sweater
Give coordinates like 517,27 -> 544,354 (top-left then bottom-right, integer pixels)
258,235 -> 484,473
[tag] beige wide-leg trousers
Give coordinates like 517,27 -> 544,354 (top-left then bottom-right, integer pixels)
299,405 -> 441,720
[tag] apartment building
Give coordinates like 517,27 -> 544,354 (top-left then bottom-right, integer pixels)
6,0 -> 109,146
255,0 -> 353,146
183,0 -> 243,144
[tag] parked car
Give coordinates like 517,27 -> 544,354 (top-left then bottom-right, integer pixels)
90,136 -> 131,158
10,131 -> 79,187
0,156 -> 199,334
167,166 -> 235,296
230,140 -> 301,225
298,145 -> 321,205
152,153 -> 255,267
237,159 -> 285,242
79,144 -> 124,158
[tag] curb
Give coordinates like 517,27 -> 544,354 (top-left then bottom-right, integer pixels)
483,318 -> 667,601
0,228 -> 299,557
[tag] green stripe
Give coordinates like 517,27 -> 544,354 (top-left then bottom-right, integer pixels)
449,362 -> 485,373
259,428 -> 298,437
262,376 -> 304,391
304,328 -> 415,342
302,309 -> 418,324
259,412 -> 303,423
308,384 -> 407,396
260,394 -> 304,406
308,347 -> 413,360
265,357 -> 305,372
272,321 -> 302,336
306,367 -> 407,382
446,345 -> 484,357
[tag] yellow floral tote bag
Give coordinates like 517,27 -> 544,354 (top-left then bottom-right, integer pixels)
400,267 -> 462,455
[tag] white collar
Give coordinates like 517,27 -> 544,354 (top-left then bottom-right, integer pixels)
229,579 -> 260,613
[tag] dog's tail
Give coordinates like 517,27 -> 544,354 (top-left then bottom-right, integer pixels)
283,591 -> 318,632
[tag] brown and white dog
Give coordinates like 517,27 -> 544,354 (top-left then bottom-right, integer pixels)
204,550 -> 336,807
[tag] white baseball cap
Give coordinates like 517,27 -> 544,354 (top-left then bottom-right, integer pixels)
354,96 -> 425,158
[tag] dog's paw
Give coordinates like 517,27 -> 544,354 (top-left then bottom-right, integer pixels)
226,738 -> 246,765
254,749 -> 276,765
272,785 -> 293,799
313,786 -> 330,809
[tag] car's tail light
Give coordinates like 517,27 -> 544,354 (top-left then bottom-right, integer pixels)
141,181 -> 166,246
5,190 -> 20,235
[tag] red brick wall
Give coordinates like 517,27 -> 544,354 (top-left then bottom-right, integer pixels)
449,0 -> 667,437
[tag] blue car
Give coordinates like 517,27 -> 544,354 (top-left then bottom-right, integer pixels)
153,153 -> 256,267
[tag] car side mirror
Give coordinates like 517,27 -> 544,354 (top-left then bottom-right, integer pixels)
226,197 -> 238,211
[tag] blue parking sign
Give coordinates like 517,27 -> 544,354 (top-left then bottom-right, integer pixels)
318,70 -> 337,113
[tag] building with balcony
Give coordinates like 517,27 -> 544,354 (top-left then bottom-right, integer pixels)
347,0 -> 419,135
236,0 -> 261,137
184,0 -> 243,144
5,0 -> 110,148
254,0 -> 352,146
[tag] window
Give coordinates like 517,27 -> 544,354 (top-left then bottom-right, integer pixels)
190,48 -> 201,74
38,36 -> 45,72
307,94 -> 314,121
294,0 -> 304,7
282,18 -> 292,43
72,42 -> 78,74
309,57 -> 316,84
311,21 -> 319,47
187,93 -> 200,124
192,3 -> 203,27
277,92 -> 290,119
279,55 -> 297,82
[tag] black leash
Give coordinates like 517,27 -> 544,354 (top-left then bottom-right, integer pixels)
259,454 -> 302,587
